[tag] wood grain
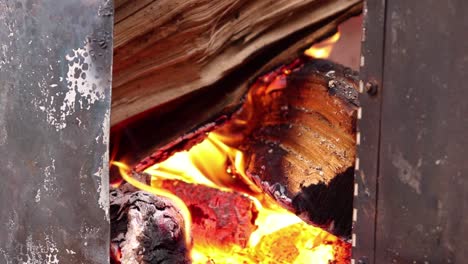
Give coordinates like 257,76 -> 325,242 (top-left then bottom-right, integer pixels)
112,0 -> 362,125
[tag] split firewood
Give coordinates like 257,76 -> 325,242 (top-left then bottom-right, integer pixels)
112,0 -> 362,126
110,4 -> 362,175
110,174 -> 190,264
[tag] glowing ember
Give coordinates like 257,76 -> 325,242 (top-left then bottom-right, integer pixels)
114,131 -> 346,263
304,31 -> 341,59
113,59 -> 351,263
142,133 -> 343,263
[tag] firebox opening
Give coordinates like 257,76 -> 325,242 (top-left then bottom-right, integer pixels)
110,10 -> 362,264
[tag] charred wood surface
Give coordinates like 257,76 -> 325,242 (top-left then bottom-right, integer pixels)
132,59 -> 358,238
217,59 -> 358,237
292,167 -> 355,238
236,60 -> 358,192
110,176 -> 190,264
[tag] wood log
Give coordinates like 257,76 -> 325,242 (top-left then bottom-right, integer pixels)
219,59 -> 358,188
112,0 -> 362,125
110,173 -> 258,262
111,0 -> 362,241
110,4 -> 362,173
131,58 -> 358,238
110,176 -> 190,264
214,58 -> 358,237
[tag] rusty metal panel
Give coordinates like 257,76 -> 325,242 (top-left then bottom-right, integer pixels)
352,1 -> 386,263
375,0 -> 468,262
357,0 -> 468,263
0,0 -> 113,263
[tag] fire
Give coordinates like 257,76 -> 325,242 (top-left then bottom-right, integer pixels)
114,132 -> 343,263
113,60 -> 350,263
304,31 -> 341,59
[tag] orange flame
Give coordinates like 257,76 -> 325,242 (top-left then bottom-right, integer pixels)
304,31 -> 341,59
141,132 -> 340,264
113,60 -> 348,263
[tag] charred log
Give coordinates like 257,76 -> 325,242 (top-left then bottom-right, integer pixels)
110,174 -> 259,262
293,166 -> 355,237
132,58 -> 358,239
232,59 -> 358,237
232,59 -> 358,191
110,176 -> 190,264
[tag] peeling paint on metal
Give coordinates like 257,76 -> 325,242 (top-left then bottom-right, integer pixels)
79,224 -> 102,249
100,108 -> 111,221
42,158 -> 57,193
95,166 -> 109,221
0,234 -> 60,264
0,4 -> 11,146
65,45 -> 105,108
35,44 -> 106,131
65,249 -> 76,255
0,0 -> 112,262
35,189 -> 41,203
24,235 -> 60,264
0,86 -> 8,146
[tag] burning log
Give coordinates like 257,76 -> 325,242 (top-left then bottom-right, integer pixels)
110,174 -> 190,264
134,58 -> 358,239
110,172 -> 259,263
111,171 -> 350,263
111,3 -> 362,261
232,59 -> 358,237
220,59 -> 358,191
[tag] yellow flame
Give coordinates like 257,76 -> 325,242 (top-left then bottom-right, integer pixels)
304,31 -> 341,59
139,133 -> 338,263
112,161 -> 192,246
111,59 -> 351,263
247,204 -> 302,247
